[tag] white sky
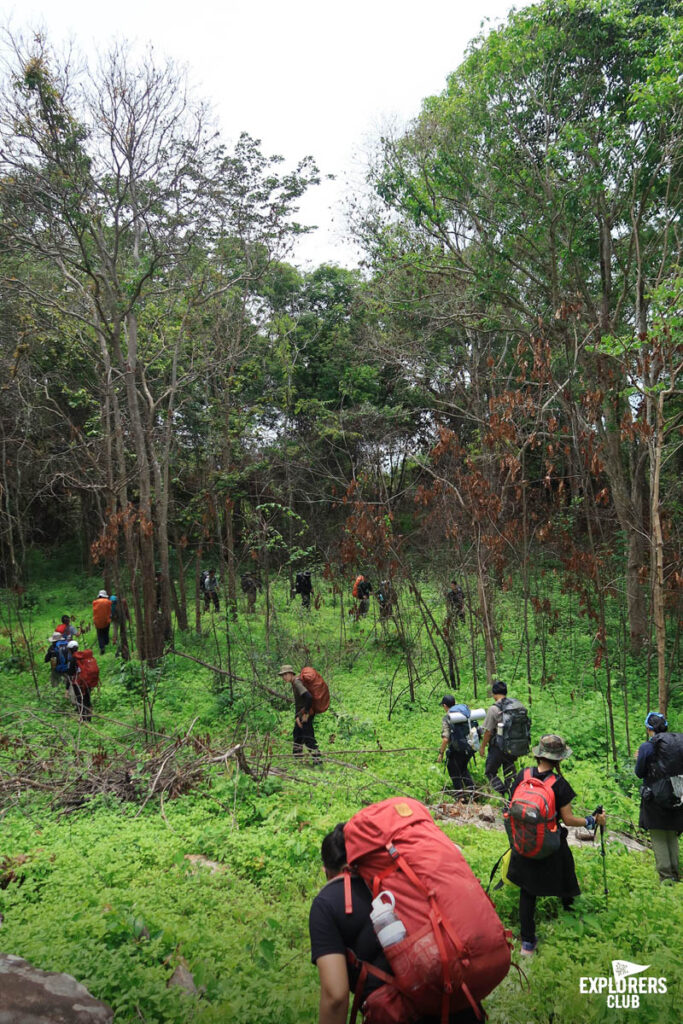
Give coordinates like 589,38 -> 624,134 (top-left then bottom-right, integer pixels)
5,0 -> 529,269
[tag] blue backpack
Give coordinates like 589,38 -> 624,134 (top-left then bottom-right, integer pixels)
54,639 -> 70,673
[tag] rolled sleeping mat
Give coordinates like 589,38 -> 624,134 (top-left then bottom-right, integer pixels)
447,708 -> 486,724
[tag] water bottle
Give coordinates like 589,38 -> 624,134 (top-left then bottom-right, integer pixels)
370,890 -> 406,949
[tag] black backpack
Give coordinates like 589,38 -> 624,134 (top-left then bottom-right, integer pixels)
497,698 -> 531,759
199,570 -> 209,593
648,733 -> 683,809
448,704 -> 473,757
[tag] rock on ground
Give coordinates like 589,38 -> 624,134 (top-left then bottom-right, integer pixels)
0,953 -> 113,1024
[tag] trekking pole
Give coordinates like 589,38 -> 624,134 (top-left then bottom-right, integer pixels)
592,804 -> 608,907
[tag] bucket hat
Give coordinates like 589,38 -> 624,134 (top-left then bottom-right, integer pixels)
278,665 -> 296,676
532,734 -> 572,761
97,589 -> 108,598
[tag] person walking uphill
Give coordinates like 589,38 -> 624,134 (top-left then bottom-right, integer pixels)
92,590 -> 112,656
203,569 -> 220,612
635,712 -> 683,883
437,695 -> 475,798
278,664 -> 328,766
505,735 -> 606,955
478,680 -> 530,798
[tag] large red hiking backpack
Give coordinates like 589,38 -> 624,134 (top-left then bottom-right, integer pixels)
353,574 -> 365,599
503,768 -> 560,859
299,666 -> 330,713
73,649 -> 100,690
343,797 -> 511,1023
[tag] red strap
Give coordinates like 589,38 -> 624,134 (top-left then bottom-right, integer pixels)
344,869 -> 353,915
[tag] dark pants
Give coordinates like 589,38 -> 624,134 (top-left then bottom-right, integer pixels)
446,751 -> 475,796
246,591 -> 256,613
96,625 -> 110,655
359,598 -> 369,616
204,591 -> 219,611
70,682 -> 92,722
300,592 -> 311,609
293,718 -> 321,762
485,744 -> 516,796
519,888 -> 573,944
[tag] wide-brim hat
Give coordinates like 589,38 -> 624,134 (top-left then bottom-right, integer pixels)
532,734 -> 572,761
97,589 -> 108,598
50,632 -> 62,641
278,665 -> 296,676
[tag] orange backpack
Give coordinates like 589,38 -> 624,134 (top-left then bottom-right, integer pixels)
352,575 -> 364,599
299,666 -> 330,714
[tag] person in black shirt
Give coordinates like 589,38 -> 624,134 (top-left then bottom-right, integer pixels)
506,735 -> 606,956
634,711 -> 683,882
309,824 -> 481,1024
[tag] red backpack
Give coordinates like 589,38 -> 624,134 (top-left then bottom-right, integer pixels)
343,797 -> 511,1024
73,650 -> 100,690
503,768 -> 560,859
299,667 -> 330,714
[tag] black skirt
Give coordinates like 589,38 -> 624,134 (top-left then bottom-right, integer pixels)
506,828 -> 580,898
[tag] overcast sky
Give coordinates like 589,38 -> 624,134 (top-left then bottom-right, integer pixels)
6,0 -> 529,268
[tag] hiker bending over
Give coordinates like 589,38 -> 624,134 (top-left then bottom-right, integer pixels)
310,824 -> 481,1024
635,711 -> 683,883
279,664 -> 322,765
478,680 -> 529,798
505,734 -> 606,956
446,581 -> 466,624
437,695 -> 475,799
92,590 -> 112,655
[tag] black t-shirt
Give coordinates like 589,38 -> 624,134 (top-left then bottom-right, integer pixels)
309,874 -> 388,993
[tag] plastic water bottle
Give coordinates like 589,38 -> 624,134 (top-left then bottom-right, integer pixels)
370,891 -> 407,949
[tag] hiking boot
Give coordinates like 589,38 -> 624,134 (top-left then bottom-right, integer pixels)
520,941 -> 537,956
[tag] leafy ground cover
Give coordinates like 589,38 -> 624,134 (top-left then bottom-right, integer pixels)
1,569 -> 681,1023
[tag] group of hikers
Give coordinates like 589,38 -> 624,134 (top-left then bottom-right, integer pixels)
40,571 -> 680,1023
276,662 -> 682,1021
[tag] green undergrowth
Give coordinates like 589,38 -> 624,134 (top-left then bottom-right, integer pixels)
0,568 -> 681,1022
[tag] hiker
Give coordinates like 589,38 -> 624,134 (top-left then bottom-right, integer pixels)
310,822 -> 484,1024
92,590 -> 112,655
45,632 -> 66,686
505,735 -> 606,956
63,640 -> 91,722
54,615 -> 79,640
635,711 -> 683,883
353,574 -> 372,616
446,580 -> 466,624
478,680 -> 530,798
203,568 -> 220,612
437,695 -> 475,798
278,664 -> 323,765
377,580 -> 394,621
240,573 -> 260,614
294,571 -> 313,609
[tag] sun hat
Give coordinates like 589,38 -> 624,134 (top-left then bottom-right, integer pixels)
67,640 -> 79,649
532,734 -> 572,761
97,589 -> 108,598
50,632 -> 62,641
278,665 -> 296,676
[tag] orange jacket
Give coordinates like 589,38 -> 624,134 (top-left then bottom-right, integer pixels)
92,598 -> 112,629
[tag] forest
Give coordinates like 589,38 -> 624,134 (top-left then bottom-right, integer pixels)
0,0 -> 681,1021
